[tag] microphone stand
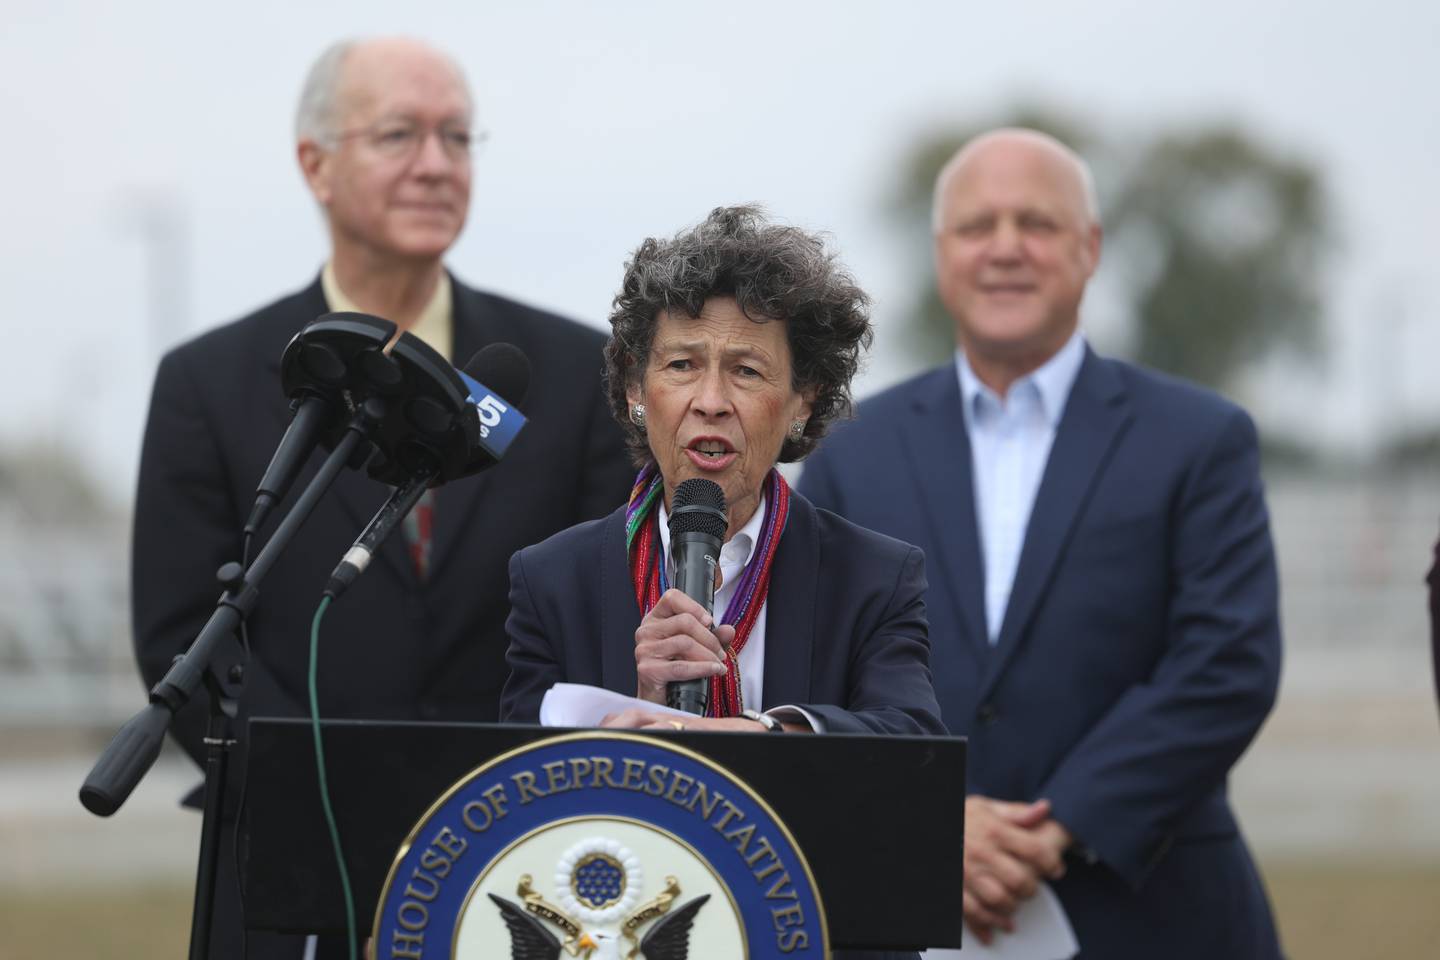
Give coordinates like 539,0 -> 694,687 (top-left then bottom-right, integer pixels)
79,397 -> 386,960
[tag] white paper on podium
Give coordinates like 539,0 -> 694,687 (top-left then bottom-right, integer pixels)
922,883 -> 1077,960
538,683 -> 693,728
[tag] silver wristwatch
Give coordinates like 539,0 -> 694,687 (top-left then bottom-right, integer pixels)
741,708 -> 784,733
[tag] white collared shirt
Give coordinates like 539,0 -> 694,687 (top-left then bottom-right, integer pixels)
321,261 -> 453,361
956,331 -> 1086,643
658,493 -> 769,711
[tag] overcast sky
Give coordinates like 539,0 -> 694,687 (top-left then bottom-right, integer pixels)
3,0 -> 1437,500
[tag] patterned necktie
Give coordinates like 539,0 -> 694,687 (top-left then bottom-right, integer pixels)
403,489 -> 436,578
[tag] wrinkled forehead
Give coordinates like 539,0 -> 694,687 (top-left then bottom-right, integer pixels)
336,47 -> 473,125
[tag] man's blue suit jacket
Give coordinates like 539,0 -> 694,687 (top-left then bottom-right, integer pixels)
800,349 -> 1283,958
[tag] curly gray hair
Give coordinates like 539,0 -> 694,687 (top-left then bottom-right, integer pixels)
605,205 -> 872,465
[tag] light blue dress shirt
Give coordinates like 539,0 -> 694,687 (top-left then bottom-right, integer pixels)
956,332 -> 1086,643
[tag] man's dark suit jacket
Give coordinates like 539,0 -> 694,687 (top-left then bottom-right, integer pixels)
132,273 -> 633,955
799,349 -> 1283,959
499,491 -> 946,737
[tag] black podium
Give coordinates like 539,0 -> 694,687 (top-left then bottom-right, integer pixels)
243,718 -> 965,952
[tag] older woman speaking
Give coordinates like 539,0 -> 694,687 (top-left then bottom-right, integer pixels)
500,206 -> 943,736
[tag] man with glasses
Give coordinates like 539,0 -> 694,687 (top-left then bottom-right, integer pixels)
131,37 -> 632,957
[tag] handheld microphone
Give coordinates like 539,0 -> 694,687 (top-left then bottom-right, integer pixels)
666,478 -> 728,716
323,342 -> 532,600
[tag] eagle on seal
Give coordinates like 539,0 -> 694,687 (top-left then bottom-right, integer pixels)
488,886 -> 710,960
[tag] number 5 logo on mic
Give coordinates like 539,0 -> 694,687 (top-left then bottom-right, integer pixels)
457,371 -> 527,460
472,394 -> 507,437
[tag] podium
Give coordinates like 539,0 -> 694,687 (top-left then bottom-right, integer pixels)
243,718 -> 965,952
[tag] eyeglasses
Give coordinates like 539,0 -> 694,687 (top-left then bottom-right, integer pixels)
330,120 -> 487,162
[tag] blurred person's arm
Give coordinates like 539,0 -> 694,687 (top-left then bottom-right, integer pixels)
1429,534 -> 1440,716
1038,406 -> 1281,889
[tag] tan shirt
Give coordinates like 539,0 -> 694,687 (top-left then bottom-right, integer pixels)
321,261 -> 454,362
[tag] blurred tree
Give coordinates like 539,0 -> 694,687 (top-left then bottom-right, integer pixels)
888,113 -> 1329,393
1107,130 -> 1328,388
1380,428 -> 1440,467
0,445 -> 114,523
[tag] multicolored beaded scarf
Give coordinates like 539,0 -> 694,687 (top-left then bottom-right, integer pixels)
624,462 -> 790,717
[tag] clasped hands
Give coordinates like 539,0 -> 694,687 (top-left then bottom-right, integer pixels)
963,796 -> 1072,945
600,588 -> 767,733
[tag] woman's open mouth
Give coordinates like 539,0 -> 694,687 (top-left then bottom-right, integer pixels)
685,438 -> 737,471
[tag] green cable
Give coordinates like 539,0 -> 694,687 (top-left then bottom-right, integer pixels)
309,595 -> 357,960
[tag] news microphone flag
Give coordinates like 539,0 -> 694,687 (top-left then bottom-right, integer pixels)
457,370 -> 527,460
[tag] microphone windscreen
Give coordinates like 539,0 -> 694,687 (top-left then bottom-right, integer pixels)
463,343 -> 531,408
670,479 -> 727,539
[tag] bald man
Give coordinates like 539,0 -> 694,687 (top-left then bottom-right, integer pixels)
132,38 -> 632,957
801,130 -> 1284,958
